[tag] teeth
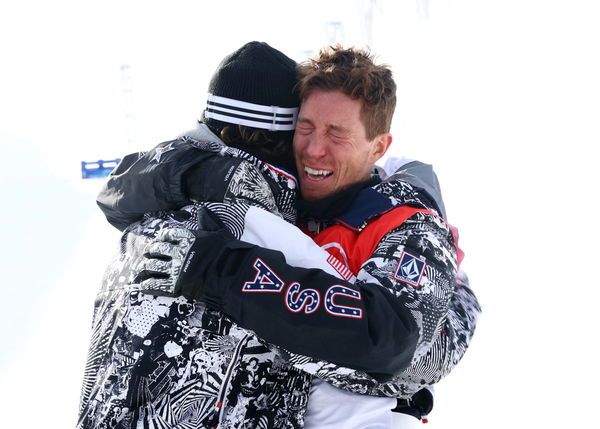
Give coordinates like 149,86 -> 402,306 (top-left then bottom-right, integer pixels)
305,166 -> 332,176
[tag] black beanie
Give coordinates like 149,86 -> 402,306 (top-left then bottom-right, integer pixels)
201,41 -> 300,135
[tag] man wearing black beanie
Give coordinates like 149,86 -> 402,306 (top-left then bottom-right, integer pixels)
96,41 -> 301,231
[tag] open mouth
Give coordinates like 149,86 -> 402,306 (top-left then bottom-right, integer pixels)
305,166 -> 333,181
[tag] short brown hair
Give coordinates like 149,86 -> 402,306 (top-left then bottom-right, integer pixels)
296,45 -> 396,140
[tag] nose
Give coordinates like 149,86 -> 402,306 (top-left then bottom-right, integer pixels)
302,133 -> 327,159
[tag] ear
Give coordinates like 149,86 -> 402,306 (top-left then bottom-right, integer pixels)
369,133 -> 393,163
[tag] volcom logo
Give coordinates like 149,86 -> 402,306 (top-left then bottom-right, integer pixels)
224,164 -> 236,182
183,251 -> 196,273
394,251 -> 426,287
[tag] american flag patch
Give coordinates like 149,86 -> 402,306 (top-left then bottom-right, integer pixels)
327,254 -> 354,281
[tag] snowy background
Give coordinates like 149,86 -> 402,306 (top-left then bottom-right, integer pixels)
1,0 -> 598,427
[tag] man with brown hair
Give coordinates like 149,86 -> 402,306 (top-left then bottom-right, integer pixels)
92,44 -> 480,428
293,46 -> 396,202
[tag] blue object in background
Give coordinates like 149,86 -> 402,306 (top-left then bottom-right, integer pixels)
81,159 -> 121,179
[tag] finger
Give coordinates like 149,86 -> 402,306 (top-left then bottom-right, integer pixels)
143,241 -> 179,260
137,258 -> 172,276
197,207 -> 226,232
156,227 -> 195,244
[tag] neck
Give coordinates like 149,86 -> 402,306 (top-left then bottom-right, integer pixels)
296,176 -> 380,221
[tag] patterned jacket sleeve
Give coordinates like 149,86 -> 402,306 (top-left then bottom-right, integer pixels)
375,269 -> 480,396
97,138 -> 254,231
295,270 -> 481,398
360,210 -> 459,363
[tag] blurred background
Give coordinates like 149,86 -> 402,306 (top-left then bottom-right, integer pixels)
1,0 -> 598,427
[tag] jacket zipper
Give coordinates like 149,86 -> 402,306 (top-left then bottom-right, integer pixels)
214,333 -> 252,428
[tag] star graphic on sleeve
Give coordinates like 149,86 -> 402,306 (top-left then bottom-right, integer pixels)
152,142 -> 176,163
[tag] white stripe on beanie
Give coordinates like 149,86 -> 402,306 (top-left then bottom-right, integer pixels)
204,93 -> 298,131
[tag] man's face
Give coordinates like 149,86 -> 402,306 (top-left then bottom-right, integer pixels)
293,90 -> 391,201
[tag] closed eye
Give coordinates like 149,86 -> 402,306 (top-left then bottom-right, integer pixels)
328,131 -> 348,143
328,125 -> 350,143
296,124 -> 314,135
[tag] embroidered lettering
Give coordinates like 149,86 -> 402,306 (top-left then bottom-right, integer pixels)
285,282 -> 320,314
325,285 -> 363,319
242,258 -> 285,292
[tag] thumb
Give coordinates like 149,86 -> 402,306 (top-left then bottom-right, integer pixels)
196,207 -> 227,232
